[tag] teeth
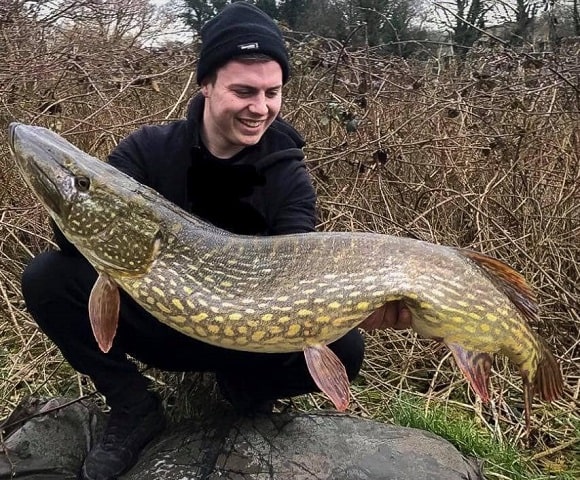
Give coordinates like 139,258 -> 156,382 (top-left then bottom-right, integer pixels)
240,120 -> 261,128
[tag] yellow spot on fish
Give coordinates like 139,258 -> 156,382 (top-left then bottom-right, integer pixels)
269,326 -> 283,334
262,313 -> 273,321
191,312 -> 208,322
146,296 -> 155,305
331,317 -> 352,326
235,337 -> 249,345
272,306 -> 292,312
278,316 -> 290,323
181,326 -> 194,335
294,299 -> 309,305
480,323 -> 491,332
251,331 -> 266,342
328,302 -> 341,309
195,326 -> 207,337
356,302 -> 370,311
298,309 -> 313,317
451,316 -> 464,323
152,287 -> 165,298
224,326 -> 235,337
208,325 -> 220,334
420,302 -> 433,310
468,312 -> 481,320
424,314 -> 440,324
464,325 -> 477,333
407,293 -> 418,300
287,324 -> 301,336
316,315 -> 330,323
456,301 -> 469,308
169,315 -> 186,324
155,302 -> 171,314
277,296 -> 289,302
486,313 -> 498,322
183,286 -> 193,295
497,308 -> 509,316
172,299 -> 184,311
238,326 -> 248,334
220,281 -> 232,288
229,313 -> 242,321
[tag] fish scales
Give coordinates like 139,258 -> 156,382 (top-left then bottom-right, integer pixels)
9,123 -> 563,427
7,123 -> 545,359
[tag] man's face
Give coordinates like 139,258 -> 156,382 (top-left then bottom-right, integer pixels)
201,59 -> 283,158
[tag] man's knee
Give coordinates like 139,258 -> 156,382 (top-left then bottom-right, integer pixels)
331,329 -> 365,381
21,251 -> 95,314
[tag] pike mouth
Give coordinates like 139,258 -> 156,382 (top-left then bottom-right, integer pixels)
26,155 -> 64,216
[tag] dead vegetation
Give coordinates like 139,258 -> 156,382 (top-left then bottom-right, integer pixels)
0,9 -> 578,479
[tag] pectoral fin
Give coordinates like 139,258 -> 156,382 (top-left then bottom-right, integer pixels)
446,342 -> 492,402
304,344 -> 350,411
88,273 -> 120,353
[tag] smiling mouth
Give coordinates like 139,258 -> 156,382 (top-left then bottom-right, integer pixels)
239,119 -> 264,128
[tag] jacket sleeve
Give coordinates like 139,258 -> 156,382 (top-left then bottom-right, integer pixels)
107,128 -> 150,184
268,162 -> 317,235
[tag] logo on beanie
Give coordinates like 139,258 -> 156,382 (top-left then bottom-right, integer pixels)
238,42 -> 259,50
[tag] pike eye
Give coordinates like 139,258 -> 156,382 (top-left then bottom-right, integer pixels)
74,176 -> 90,191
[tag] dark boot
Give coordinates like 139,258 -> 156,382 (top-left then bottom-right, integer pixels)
216,372 -> 275,415
79,392 -> 166,480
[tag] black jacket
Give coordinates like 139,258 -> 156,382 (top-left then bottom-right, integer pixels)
54,94 -> 316,253
108,94 -> 316,236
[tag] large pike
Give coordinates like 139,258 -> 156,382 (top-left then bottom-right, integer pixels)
9,123 -> 563,430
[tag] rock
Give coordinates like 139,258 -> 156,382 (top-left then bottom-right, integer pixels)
0,397 -> 105,479
0,398 -> 483,480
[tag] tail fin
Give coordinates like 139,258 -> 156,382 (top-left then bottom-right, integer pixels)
458,249 -> 538,323
522,336 -> 563,434
534,337 -> 564,402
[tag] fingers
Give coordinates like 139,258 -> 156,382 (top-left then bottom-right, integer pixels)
394,303 -> 412,330
359,300 -> 412,331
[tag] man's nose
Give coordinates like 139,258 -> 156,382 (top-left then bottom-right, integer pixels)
248,94 -> 268,115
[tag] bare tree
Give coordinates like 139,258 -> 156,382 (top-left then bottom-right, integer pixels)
435,1 -> 493,55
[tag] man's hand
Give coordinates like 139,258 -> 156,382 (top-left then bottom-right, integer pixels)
360,300 -> 412,331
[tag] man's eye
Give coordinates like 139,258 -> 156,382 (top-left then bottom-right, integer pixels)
266,90 -> 280,98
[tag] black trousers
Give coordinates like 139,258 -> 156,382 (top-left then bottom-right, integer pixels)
21,251 -> 365,409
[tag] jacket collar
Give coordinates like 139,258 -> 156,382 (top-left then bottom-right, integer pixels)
185,93 -> 205,149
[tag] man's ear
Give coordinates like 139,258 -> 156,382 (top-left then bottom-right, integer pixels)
201,83 -> 210,97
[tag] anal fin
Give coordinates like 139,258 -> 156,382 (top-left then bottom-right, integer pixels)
304,344 -> 350,411
88,273 -> 120,353
446,342 -> 493,402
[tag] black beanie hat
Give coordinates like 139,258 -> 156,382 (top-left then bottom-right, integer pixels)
196,1 -> 290,85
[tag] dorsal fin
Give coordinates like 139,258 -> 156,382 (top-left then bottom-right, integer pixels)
457,249 -> 538,322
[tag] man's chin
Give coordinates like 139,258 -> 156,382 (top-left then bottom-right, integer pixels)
236,132 -> 264,146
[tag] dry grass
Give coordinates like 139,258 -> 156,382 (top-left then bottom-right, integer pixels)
0,16 -> 578,479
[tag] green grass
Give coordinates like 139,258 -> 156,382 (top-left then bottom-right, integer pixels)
380,393 -> 578,480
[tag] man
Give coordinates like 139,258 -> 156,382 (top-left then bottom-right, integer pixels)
21,2 -> 410,479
